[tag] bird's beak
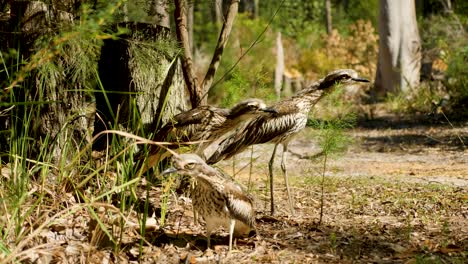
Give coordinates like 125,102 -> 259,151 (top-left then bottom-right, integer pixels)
351,77 -> 370,83
261,107 -> 278,114
161,167 -> 178,176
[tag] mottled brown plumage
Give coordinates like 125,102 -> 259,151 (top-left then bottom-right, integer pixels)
207,69 -> 369,215
162,154 -> 255,251
138,99 -> 275,173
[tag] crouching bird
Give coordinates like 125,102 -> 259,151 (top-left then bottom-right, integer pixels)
162,153 -> 256,251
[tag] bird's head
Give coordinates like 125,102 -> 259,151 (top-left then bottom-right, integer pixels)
318,69 -> 369,90
161,153 -> 216,178
228,98 -> 277,119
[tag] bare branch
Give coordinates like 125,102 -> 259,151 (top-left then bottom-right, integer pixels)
174,0 -> 200,108
199,0 -> 285,102
200,0 -> 239,105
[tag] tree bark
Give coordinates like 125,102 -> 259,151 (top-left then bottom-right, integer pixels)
187,1 -> 194,54
214,0 -> 223,24
175,0 -> 200,108
93,23 -> 188,151
325,0 -> 332,35
253,0 -> 259,18
274,32 -> 284,99
373,0 -> 421,97
2,1 -> 90,163
149,0 -> 170,28
175,0 -> 239,107
200,0 -> 239,102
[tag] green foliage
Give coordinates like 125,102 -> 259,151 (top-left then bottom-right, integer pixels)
307,87 -> 357,158
219,70 -> 248,107
381,12 -> 467,116
385,81 -> 449,115
261,0 -> 324,39
0,0 -> 175,259
446,45 -> 468,104
333,0 -> 378,30
208,14 -> 276,104
310,117 -> 355,157
297,20 -> 378,80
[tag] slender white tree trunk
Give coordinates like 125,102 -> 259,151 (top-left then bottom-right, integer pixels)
374,0 -> 421,96
274,32 -> 284,100
150,0 -> 170,28
325,0 -> 332,35
187,1 -> 194,54
214,0 -> 223,24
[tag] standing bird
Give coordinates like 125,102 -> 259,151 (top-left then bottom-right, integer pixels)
138,98 -> 276,173
162,153 -> 255,251
207,69 -> 370,215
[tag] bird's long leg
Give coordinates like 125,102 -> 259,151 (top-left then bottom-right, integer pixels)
281,143 -> 295,214
228,219 -> 235,252
193,209 -> 199,225
268,144 -> 279,215
206,224 -> 212,250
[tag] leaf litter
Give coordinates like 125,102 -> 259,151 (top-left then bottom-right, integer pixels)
1,124 -> 466,263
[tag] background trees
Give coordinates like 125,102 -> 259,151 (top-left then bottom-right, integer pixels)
1,0 -> 466,162
0,1 -> 466,262
373,0 -> 421,97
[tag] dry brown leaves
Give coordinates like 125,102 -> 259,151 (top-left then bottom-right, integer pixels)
1,124 -> 466,263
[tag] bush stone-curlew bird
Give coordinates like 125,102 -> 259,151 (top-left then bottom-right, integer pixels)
138,98 -> 276,173
207,69 -> 369,215
162,153 -> 255,251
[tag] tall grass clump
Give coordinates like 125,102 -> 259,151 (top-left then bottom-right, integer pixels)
0,0 -> 173,261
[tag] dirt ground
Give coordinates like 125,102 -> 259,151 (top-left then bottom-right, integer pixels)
9,118 -> 467,263
131,118 -> 467,263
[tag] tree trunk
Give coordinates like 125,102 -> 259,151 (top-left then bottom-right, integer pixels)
187,1 -> 194,54
214,0 -> 223,24
274,32 -> 284,99
175,0 -> 239,107
373,0 -> 421,97
3,1 -> 90,163
325,0 -> 332,35
253,0 -> 259,18
149,0 -> 170,28
93,23 -> 188,151
239,0 -> 255,17
175,0 -> 200,107
200,0 -> 239,101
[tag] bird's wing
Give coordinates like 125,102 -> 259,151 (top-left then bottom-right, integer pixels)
193,170 -> 254,227
153,106 -> 211,140
137,107 -> 218,159
223,182 -> 255,228
207,101 -> 301,164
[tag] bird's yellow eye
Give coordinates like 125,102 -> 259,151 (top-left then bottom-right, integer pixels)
185,163 -> 196,169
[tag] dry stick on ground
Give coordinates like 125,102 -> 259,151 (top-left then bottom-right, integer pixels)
174,0 -> 239,107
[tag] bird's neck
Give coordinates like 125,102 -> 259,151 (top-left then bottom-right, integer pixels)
226,106 -> 251,120
295,88 -> 325,104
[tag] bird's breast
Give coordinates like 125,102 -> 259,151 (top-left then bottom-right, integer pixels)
192,183 -> 229,219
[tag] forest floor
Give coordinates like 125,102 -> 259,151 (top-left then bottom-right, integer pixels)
4,115 -> 467,263
141,115 -> 467,263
